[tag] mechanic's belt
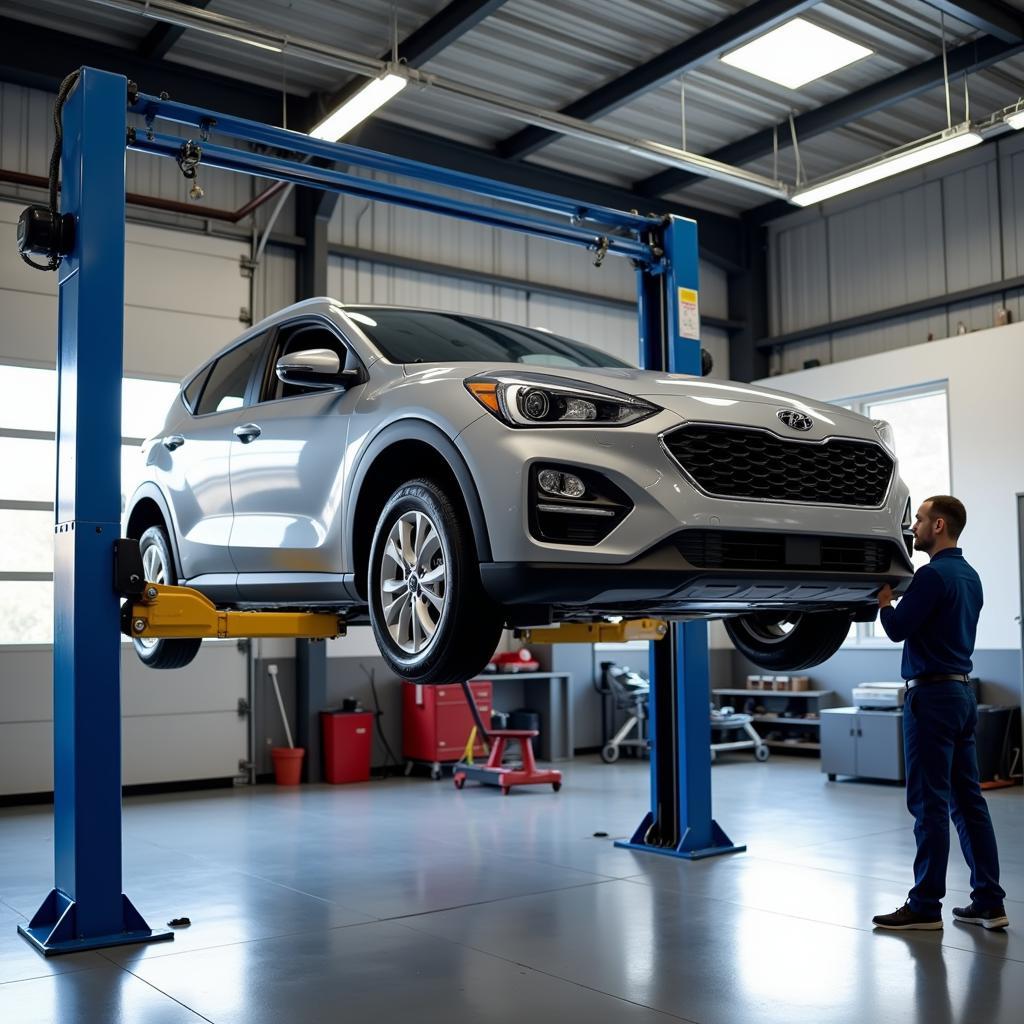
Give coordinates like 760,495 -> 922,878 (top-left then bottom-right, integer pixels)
905,673 -> 970,689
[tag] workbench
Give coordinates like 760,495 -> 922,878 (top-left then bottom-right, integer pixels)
472,672 -> 574,761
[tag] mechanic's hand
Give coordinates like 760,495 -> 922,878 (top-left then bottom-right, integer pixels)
877,584 -> 893,609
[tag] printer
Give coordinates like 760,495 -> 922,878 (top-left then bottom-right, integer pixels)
852,681 -> 906,709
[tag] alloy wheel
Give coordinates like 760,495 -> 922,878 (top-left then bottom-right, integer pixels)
379,510 -> 447,655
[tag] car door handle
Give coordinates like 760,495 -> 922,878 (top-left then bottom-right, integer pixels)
162,434 -> 185,451
233,423 -> 262,444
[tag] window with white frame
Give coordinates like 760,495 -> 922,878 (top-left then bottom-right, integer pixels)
841,384 -> 951,643
0,364 -> 179,646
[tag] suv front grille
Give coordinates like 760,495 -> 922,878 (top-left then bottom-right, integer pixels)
677,531 -> 894,574
662,424 -> 894,507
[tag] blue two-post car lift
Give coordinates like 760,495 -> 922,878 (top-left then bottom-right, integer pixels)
19,66 -> 742,957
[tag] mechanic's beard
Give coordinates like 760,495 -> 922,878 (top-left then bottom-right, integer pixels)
914,535 -> 933,553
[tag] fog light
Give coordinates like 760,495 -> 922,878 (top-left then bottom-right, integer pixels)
537,470 -> 586,498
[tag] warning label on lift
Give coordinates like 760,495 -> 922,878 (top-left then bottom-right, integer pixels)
677,287 -> 700,340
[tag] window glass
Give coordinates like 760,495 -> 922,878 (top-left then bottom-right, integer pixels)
0,365 -> 56,432
263,323 -> 350,402
195,335 -> 265,416
865,391 -> 950,538
350,309 -> 632,368
183,365 -> 211,413
0,438 -> 55,502
0,581 -> 53,644
0,510 -> 53,572
122,378 -> 180,439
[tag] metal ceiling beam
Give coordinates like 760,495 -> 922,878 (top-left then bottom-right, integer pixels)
496,0 -> 819,161
0,14 -> 306,124
0,13 -> 744,267
923,1 -> 1024,43
634,32 -> 1024,197
311,0 -> 509,133
137,0 -> 211,59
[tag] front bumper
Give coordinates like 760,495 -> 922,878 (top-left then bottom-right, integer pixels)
455,407 -> 914,571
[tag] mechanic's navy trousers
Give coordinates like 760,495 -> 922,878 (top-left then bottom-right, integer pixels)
903,680 -> 1005,915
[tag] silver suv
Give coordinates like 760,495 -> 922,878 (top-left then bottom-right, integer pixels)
125,299 -> 914,682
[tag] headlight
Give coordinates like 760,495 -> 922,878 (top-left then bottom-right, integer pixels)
873,419 -> 897,454
465,373 -> 658,427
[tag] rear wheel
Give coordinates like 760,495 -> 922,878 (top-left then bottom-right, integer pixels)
724,611 -> 851,672
132,525 -> 202,670
368,479 -> 503,684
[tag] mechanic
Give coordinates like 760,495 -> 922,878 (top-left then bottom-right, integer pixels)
871,495 -> 1008,932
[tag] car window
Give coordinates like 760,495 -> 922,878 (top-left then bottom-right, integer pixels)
182,364 -> 212,413
348,309 -> 632,368
194,334 -> 266,416
261,321 -> 354,402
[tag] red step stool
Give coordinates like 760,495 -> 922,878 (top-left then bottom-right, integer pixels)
452,681 -> 562,796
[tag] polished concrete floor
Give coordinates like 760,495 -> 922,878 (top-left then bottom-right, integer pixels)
0,756 -> 1020,1024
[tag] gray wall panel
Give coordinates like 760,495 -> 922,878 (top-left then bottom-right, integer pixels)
999,135 -> 1024,279
942,162 -> 1002,293
771,218 -> 829,334
769,136 -> 1024,371
828,184 -> 945,321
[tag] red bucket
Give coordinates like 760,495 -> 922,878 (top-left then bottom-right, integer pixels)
271,746 -> 305,786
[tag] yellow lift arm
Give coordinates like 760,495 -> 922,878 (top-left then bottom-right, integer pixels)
517,618 -> 667,645
122,583 -> 345,641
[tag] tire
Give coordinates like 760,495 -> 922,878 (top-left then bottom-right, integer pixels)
724,611 -> 851,672
600,743 -> 620,764
132,526 -> 202,670
368,479 -> 504,684
454,776 -> 465,790
754,745 -> 770,762
552,782 -> 562,792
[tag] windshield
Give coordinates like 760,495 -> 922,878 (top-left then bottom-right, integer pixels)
347,308 -> 632,368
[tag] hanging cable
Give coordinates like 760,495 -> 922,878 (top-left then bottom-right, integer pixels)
281,36 -> 289,130
940,11 -> 952,130
679,76 -> 686,152
788,111 -> 804,187
19,70 -> 80,271
362,665 -> 401,773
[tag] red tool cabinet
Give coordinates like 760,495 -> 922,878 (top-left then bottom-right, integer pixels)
402,681 -> 491,768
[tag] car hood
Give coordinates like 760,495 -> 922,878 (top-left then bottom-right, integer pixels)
410,362 -> 871,434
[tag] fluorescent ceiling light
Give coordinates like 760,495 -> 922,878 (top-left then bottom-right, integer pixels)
1005,108 -> 1024,130
309,71 -> 407,141
720,18 -> 872,89
791,127 -> 982,207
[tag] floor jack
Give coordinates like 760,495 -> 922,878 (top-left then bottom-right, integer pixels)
453,681 -> 562,795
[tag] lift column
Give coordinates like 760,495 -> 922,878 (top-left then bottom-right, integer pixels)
617,216 -> 744,860
18,68 -> 171,955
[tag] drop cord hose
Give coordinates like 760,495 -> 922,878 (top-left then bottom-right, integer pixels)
20,69 -> 80,272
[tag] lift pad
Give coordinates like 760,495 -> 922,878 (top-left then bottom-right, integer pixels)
517,618 -> 667,645
121,583 -> 346,641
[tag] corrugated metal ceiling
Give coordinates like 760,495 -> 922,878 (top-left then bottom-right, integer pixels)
3,0 -> 1024,214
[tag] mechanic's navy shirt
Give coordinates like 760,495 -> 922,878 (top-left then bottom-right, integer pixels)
879,548 -> 983,680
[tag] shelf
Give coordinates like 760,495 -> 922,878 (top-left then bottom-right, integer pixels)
713,688 -> 833,698
765,740 -> 821,751
752,715 -> 820,726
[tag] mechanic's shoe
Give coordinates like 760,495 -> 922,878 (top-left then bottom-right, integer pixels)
952,902 -> 1009,930
872,903 -> 943,931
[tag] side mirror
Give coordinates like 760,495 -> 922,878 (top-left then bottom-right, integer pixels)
275,348 -> 358,389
